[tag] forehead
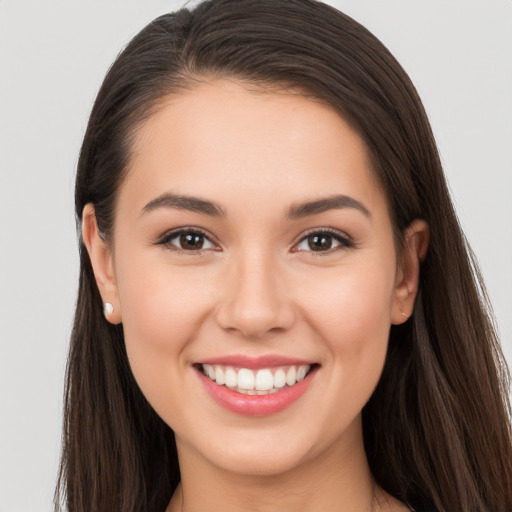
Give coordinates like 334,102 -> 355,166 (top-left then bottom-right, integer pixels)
121,79 -> 387,219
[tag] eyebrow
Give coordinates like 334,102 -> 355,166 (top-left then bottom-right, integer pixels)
140,192 -> 370,220
286,195 -> 371,219
141,193 -> 227,217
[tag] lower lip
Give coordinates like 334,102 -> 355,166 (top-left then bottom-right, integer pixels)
197,366 -> 317,416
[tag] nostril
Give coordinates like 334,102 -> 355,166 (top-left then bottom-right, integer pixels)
215,299 -> 296,339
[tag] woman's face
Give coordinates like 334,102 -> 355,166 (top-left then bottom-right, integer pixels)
88,80 -> 417,476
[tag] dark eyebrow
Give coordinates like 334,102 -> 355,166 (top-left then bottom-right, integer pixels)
141,193 -> 227,218
286,195 -> 371,219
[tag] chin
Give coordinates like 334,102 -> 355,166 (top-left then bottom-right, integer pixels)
181,420 -> 336,478
210,444 -> 310,477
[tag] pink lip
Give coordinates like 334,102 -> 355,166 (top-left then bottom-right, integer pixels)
196,364 -> 318,416
197,354 -> 314,369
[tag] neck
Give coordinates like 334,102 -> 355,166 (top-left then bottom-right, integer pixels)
168,418 -> 378,512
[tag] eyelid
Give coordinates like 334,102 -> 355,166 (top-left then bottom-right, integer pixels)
155,226 -> 221,252
154,226 -> 354,254
291,227 -> 355,254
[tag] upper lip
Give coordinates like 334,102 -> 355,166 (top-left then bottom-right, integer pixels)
196,354 -> 316,369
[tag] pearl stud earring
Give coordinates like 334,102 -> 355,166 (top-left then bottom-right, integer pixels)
103,302 -> 114,315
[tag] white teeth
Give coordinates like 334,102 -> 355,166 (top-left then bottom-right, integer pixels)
273,369 -> 286,388
286,367 -> 296,386
224,367 -> 237,388
215,366 -> 225,385
255,369 -> 273,391
201,363 -> 313,394
296,365 -> 308,382
238,368 -> 255,390
204,364 -> 216,380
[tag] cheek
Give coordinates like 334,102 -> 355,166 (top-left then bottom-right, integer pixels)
117,250 -> 213,345
296,262 -> 395,430
344,268 -> 394,342
296,257 -> 396,402
301,262 -> 395,343
114,251 -> 216,398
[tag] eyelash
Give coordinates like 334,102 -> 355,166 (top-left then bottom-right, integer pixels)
156,227 -> 220,253
292,228 -> 355,255
155,227 -> 355,255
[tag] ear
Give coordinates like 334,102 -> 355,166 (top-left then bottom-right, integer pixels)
391,219 -> 429,325
81,203 -> 122,324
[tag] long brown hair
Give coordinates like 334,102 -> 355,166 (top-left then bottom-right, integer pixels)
56,1 -> 512,510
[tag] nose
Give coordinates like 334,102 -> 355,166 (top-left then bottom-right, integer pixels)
215,250 -> 296,340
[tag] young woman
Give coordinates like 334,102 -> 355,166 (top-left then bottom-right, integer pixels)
56,1 -> 512,511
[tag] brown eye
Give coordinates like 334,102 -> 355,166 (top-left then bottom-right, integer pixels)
180,233 -> 206,250
307,234 -> 333,251
294,229 -> 354,254
159,229 -> 217,252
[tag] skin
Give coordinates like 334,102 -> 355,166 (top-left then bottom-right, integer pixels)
83,80 -> 428,512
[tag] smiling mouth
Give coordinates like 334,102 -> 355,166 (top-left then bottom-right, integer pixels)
198,363 -> 315,395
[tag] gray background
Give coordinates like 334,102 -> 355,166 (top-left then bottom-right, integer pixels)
1,1 -> 511,510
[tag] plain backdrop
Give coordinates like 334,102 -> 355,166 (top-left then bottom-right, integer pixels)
0,1 -> 511,510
